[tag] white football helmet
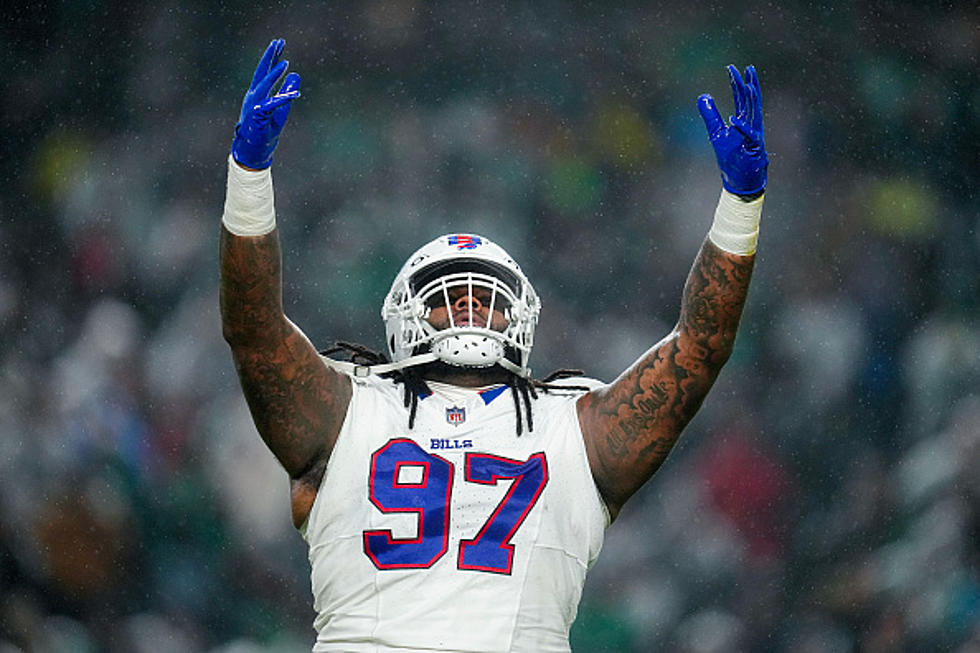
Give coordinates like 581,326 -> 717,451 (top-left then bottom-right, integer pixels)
381,234 -> 541,377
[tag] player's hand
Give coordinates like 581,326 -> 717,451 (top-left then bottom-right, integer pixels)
697,65 -> 768,196
231,38 -> 302,170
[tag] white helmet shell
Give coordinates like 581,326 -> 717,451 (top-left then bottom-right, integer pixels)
382,234 -> 540,376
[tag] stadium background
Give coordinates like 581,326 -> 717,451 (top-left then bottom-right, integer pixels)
1,1 -> 977,651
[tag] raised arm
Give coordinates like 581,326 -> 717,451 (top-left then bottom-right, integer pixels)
219,40 -> 351,515
578,65 -> 768,519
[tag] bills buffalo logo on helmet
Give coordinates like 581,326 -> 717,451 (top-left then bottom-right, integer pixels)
448,235 -> 482,250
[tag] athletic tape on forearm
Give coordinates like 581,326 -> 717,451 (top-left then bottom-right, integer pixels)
707,189 -> 764,256
221,154 -> 276,236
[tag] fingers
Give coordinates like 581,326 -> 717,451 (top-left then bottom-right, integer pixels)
745,66 -> 760,99
254,59 -> 290,100
250,38 -> 285,91
268,72 -> 302,129
255,75 -> 301,119
728,66 -> 762,144
726,64 -> 764,135
697,94 -> 725,138
279,71 -> 302,96
742,71 -> 757,129
257,92 -> 299,116
727,65 -> 747,121
700,66 -> 761,136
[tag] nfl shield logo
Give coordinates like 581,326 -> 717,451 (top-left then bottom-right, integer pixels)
446,406 -> 466,427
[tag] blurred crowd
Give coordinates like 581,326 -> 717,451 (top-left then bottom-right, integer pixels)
1,1 -> 978,651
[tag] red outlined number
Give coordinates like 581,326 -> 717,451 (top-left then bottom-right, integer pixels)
363,440 -> 549,574
363,439 -> 454,569
458,452 -> 549,574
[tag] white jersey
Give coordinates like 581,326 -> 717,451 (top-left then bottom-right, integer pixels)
300,370 -> 609,652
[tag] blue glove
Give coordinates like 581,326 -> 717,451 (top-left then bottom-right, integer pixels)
697,65 -> 768,196
231,39 -> 302,170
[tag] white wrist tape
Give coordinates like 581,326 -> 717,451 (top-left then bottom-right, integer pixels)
221,154 -> 276,236
707,189 -> 764,256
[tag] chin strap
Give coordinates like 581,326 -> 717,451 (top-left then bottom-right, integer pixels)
320,351 -> 438,377
319,351 -> 530,379
495,357 -> 527,377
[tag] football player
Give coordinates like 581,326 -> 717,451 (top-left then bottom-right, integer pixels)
219,38 -> 767,652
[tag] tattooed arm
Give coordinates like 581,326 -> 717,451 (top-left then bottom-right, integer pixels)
578,65 -> 767,519
577,239 -> 754,519
220,226 -> 351,525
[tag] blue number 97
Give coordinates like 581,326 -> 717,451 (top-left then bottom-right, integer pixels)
363,439 -> 454,569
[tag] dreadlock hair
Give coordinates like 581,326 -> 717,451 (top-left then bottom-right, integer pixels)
320,341 -> 592,436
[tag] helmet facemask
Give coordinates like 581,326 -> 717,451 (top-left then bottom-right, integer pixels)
382,236 -> 540,377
